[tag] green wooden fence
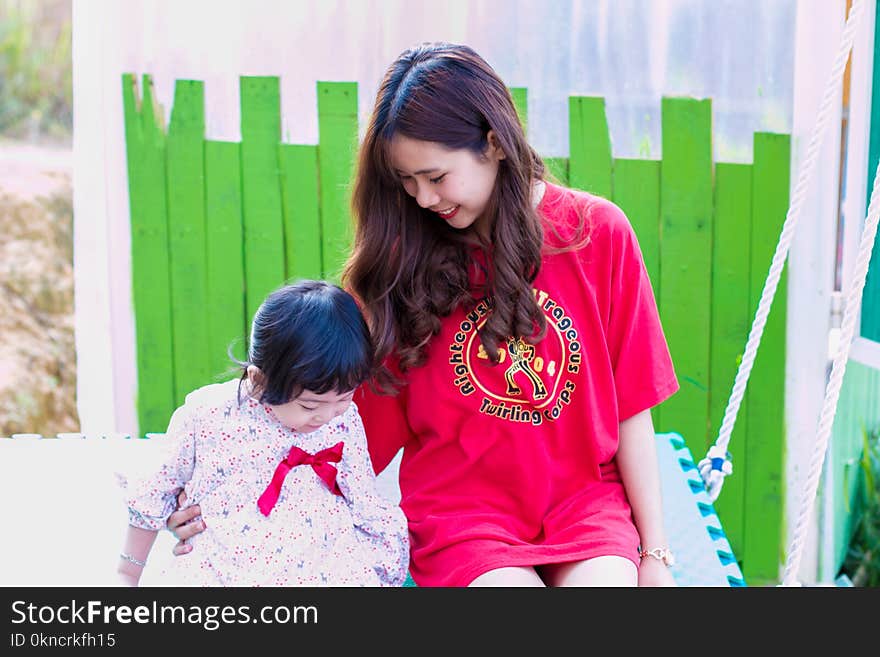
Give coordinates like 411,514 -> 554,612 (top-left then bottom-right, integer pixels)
121,75 -> 791,584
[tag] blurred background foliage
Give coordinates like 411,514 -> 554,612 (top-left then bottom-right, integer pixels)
0,0 -> 71,143
840,426 -> 880,587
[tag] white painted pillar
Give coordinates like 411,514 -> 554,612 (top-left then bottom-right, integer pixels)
72,0 -> 125,434
786,0 -> 847,584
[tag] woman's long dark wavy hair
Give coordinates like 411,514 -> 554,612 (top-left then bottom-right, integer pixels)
343,42 -> 548,387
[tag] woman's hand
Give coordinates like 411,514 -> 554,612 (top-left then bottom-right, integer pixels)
637,557 -> 677,587
166,490 -> 206,556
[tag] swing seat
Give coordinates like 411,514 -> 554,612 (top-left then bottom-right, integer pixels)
0,432 -> 743,585
655,432 -> 746,586
375,432 -> 746,586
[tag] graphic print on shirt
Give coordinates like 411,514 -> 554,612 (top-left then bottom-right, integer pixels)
448,289 -> 581,426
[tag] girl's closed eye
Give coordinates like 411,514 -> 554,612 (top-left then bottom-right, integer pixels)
429,173 -> 446,184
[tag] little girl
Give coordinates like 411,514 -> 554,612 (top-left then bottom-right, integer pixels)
116,279 -> 409,586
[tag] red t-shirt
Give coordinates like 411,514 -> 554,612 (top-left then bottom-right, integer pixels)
355,183 -> 679,586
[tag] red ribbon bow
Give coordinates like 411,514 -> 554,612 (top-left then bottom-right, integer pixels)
257,441 -> 345,516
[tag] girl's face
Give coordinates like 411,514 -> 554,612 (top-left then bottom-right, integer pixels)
247,365 -> 354,433
269,388 -> 355,433
389,133 -> 505,238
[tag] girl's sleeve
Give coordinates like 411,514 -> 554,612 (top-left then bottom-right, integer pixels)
354,369 -> 414,474
336,404 -> 410,587
600,200 -> 680,421
120,403 -> 198,531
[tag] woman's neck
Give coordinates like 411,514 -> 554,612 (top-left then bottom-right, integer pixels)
532,179 -> 546,208
474,180 -> 547,242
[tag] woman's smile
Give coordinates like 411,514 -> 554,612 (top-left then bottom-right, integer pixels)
434,205 -> 460,219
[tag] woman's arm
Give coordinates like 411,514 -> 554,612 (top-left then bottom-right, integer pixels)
616,408 -> 676,587
166,491 -> 202,556
354,381 -> 412,474
117,526 -> 158,586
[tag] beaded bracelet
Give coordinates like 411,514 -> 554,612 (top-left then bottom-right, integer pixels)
119,552 -> 147,567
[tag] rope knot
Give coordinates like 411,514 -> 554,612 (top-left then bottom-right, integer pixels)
698,445 -> 733,502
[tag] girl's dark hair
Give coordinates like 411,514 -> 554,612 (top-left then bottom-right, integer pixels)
237,280 -> 374,405
343,42 -> 547,385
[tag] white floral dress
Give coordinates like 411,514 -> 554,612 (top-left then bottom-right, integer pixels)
122,379 -> 409,586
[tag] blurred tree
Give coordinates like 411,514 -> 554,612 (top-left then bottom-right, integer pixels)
0,0 -> 71,143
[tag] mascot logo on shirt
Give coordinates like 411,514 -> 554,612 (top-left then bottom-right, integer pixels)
503,337 -> 547,400
448,289 -> 582,426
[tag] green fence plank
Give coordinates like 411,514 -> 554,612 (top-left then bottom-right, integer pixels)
544,157 -> 569,186
205,140 -> 246,378
166,80 -> 210,406
656,97 -> 713,451
122,73 -> 176,433
279,144 -> 322,281
743,131 -> 790,584
709,162 -> 753,562
241,76 -> 286,323
612,158 -> 660,289
568,96 -> 612,198
509,86 -> 527,135
612,157 -> 661,427
317,81 -> 358,281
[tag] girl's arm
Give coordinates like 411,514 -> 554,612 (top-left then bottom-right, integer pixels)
616,408 -> 676,587
123,399 -> 199,560
338,405 -> 410,586
117,526 -> 159,587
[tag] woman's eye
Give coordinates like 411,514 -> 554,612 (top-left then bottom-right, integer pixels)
299,405 -> 317,412
430,174 -> 446,184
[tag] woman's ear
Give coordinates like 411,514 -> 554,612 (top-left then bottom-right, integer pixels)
486,130 -> 506,161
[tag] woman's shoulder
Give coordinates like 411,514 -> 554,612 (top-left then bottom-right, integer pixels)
539,182 -> 635,250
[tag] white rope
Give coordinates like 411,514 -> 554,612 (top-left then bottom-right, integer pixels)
781,157 -> 880,587
699,0 -> 866,502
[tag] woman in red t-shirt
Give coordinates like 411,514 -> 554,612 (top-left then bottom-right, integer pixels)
168,42 -> 679,587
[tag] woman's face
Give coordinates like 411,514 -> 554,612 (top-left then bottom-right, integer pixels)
389,133 -> 505,238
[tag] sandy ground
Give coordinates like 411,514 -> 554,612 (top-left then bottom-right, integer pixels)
0,138 -> 78,436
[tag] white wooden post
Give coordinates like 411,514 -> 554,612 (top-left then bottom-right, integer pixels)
72,0 -> 132,434
786,0 -> 847,584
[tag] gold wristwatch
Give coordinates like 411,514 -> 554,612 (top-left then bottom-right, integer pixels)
638,546 -> 675,567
